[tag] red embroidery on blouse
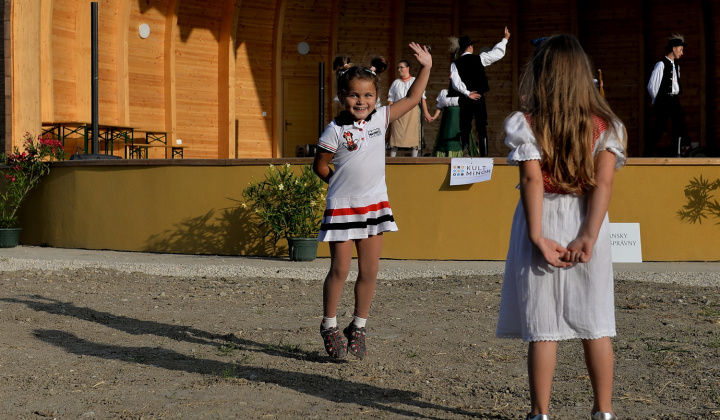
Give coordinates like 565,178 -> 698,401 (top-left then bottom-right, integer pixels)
523,114 -> 607,194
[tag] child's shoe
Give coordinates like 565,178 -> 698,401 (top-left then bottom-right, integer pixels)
591,412 -> 616,420
343,323 -> 367,359
526,414 -> 550,420
320,325 -> 346,358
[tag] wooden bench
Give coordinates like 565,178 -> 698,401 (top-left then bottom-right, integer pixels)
42,122 -> 134,157
126,143 -> 186,159
127,130 -> 186,159
91,124 -> 134,157
42,121 -> 89,155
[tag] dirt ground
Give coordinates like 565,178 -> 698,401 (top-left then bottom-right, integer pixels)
0,266 -> 718,419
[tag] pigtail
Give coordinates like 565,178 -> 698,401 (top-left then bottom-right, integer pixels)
333,55 -> 352,72
370,57 -> 388,75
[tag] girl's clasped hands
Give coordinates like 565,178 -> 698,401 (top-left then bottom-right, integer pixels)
538,236 -> 594,268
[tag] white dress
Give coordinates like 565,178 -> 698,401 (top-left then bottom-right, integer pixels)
316,106 -> 398,242
496,112 -> 626,342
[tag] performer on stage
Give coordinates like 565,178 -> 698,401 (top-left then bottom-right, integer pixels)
645,34 -> 688,157
449,27 -> 510,157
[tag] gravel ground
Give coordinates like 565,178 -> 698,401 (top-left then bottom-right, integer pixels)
0,249 -> 719,419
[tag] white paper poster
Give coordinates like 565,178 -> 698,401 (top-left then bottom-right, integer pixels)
610,223 -> 643,263
449,158 -> 494,186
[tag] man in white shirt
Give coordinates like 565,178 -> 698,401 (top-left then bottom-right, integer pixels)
645,35 -> 688,157
449,27 -> 510,156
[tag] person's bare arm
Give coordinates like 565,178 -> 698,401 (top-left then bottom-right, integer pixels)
389,43 -> 432,123
421,98 -> 432,121
519,160 -> 572,268
565,150 -> 616,263
312,149 -> 335,183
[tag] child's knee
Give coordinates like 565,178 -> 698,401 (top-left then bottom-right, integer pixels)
327,266 -> 351,281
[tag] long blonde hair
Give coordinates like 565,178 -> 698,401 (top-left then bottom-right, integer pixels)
518,34 -> 625,194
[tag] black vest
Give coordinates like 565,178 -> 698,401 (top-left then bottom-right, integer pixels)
658,57 -> 681,98
453,54 -> 490,95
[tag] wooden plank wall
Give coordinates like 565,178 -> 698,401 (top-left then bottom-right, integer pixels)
128,1 -> 167,132
579,1 -> 643,156
11,0 -> 43,147
173,1 -> 222,158
709,0 -> 719,149
280,0 -> 334,157
234,0 -> 276,158
1,0 -> 6,152
50,0 -> 79,123
335,0 -> 394,117
6,0 -> 718,157
98,0 -> 119,126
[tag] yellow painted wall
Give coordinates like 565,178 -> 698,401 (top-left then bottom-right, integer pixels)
14,159 -> 720,261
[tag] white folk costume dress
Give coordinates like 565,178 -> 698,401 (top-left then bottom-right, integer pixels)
317,106 -> 398,242
496,112 -> 626,342
387,77 -> 425,148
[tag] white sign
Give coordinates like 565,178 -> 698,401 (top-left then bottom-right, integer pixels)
610,223 -> 642,263
450,158 -> 494,186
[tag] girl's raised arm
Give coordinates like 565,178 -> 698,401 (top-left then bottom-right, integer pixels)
388,43 -> 432,123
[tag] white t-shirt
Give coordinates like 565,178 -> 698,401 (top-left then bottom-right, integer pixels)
318,107 -> 391,201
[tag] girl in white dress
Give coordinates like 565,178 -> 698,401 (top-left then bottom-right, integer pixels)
313,43 -> 432,359
495,34 -> 626,420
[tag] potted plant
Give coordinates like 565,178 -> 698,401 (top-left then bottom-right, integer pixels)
0,133 -> 65,247
242,163 -> 326,260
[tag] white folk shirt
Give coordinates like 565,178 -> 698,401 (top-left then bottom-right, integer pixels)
436,89 -> 459,108
388,77 -> 426,103
450,38 -> 508,97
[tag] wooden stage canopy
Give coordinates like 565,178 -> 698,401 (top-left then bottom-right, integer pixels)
1,0 -> 719,159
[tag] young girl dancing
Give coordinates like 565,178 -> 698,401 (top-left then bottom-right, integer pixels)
495,34 -> 627,420
313,43 -> 432,359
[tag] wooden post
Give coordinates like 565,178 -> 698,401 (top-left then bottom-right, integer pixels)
272,0 -> 285,158
11,0 -> 42,148
75,0 -> 90,122
164,0 -> 179,145
218,0 -> 241,159
40,0 -> 53,123
116,0 -> 131,126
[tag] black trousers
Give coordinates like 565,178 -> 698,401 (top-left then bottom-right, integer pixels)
644,95 -> 688,157
459,95 -> 488,156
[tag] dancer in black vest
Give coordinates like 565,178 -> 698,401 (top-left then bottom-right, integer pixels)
646,34 -> 688,157
450,27 -> 510,156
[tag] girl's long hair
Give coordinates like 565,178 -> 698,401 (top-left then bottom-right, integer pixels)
518,34 -> 626,194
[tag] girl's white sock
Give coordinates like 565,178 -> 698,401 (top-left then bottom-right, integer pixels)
352,315 -> 367,328
321,316 -> 337,329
